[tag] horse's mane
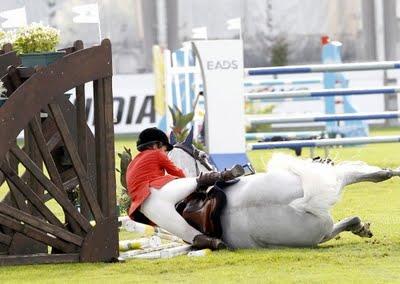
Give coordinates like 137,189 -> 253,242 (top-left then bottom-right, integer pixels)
168,147 -> 210,177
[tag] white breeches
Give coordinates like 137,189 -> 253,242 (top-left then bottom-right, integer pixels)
140,177 -> 202,243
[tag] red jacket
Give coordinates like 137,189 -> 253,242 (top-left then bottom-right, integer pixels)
126,149 -> 185,218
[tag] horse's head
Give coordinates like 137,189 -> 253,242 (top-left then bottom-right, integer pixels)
168,128 -> 215,177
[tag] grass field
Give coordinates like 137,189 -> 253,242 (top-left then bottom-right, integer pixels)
1,128 -> 400,283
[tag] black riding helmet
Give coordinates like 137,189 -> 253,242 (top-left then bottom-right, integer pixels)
137,127 -> 173,152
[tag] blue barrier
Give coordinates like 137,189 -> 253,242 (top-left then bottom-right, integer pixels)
248,111 -> 400,125
244,78 -> 322,87
249,136 -> 400,150
245,86 -> 400,100
245,131 -> 323,141
246,61 -> 400,76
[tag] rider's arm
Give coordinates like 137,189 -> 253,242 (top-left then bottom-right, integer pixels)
158,150 -> 186,177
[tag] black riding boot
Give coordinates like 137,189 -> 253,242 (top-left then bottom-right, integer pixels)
196,164 -> 245,189
192,234 -> 228,250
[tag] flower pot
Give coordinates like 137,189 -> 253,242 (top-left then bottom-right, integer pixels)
20,51 -> 65,68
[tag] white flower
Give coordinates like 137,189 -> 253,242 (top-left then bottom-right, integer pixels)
13,22 -> 60,54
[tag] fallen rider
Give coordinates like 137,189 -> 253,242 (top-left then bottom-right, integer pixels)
126,127 -> 245,250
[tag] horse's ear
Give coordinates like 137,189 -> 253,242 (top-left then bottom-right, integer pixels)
170,131 -> 177,145
183,126 -> 194,146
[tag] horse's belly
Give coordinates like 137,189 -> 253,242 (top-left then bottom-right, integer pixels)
221,205 -> 331,248
220,172 -> 332,248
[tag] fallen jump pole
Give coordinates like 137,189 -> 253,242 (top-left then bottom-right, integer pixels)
247,111 -> 400,125
244,77 -> 322,87
245,86 -> 400,100
245,131 -> 323,141
245,61 -> 400,76
249,135 -> 400,150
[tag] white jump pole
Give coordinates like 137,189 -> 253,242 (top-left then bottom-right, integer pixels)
249,135 -> 400,150
191,40 -> 249,170
246,61 -> 400,75
245,86 -> 400,100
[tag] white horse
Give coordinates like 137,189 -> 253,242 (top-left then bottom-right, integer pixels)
167,132 -> 400,248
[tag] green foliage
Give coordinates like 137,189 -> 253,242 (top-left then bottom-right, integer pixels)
271,35 -> 289,66
116,146 -> 132,214
168,105 -> 204,150
0,29 -> 15,48
13,23 -> 60,54
168,105 -> 194,141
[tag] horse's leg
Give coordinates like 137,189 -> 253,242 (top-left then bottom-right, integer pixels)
335,162 -> 400,187
140,178 -> 202,243
320,216 -> 373,243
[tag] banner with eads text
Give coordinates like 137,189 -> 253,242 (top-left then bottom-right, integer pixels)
70,74 -> 157,135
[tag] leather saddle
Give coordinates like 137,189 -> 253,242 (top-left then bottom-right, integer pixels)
175,180 -> 238,238
131,180 -> 238,238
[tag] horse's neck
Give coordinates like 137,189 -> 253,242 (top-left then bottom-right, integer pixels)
168,149 -> 210,177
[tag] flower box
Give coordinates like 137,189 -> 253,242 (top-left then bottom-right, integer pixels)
20,51 -> 65,68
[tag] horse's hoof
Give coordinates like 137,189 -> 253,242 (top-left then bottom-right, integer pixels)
352,222 -> 373,238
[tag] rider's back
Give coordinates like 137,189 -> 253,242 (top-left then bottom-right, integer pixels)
126,149 -> 185,217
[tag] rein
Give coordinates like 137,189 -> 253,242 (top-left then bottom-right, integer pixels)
173,144 -> 213,175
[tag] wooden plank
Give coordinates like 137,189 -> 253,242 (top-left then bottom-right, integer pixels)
46,129 -> 62,151
0,231 -> 11,246
101,77 -> 118,255
0,253 -> 80,266
74,40 -> 90,219
6,178 -> 29,212
0,202 -> 83,246
5,145 -> 30,212
26,116 -> 45,212
27,118 -> 91,232
29,117 -> 63,187
0,161 -> 63,227
0,213 -> 76,253
0,170 -> 4,187
103,77 -> 117,218
48,103 -> 103,222
16,67 -> 35,79
93,79 -> 108,214
63,176 -> 79,192
29,117 -> 83,235
7,65 -> 23,91
0,51 -> 20,78
60,168 -> 78,182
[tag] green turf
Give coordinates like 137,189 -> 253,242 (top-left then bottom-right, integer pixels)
1,128 -> 400,283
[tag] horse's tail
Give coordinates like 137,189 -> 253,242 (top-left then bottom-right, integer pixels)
266,153 -> 341,218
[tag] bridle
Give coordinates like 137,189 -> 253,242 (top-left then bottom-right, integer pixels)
173,143 -> 214,176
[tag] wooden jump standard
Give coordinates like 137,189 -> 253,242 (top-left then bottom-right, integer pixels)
0,39 -> 118,265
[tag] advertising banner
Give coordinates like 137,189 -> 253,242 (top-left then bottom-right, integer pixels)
71,74 -> 157,135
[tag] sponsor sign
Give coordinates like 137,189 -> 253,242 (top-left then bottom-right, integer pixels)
70,74 -> 157,135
